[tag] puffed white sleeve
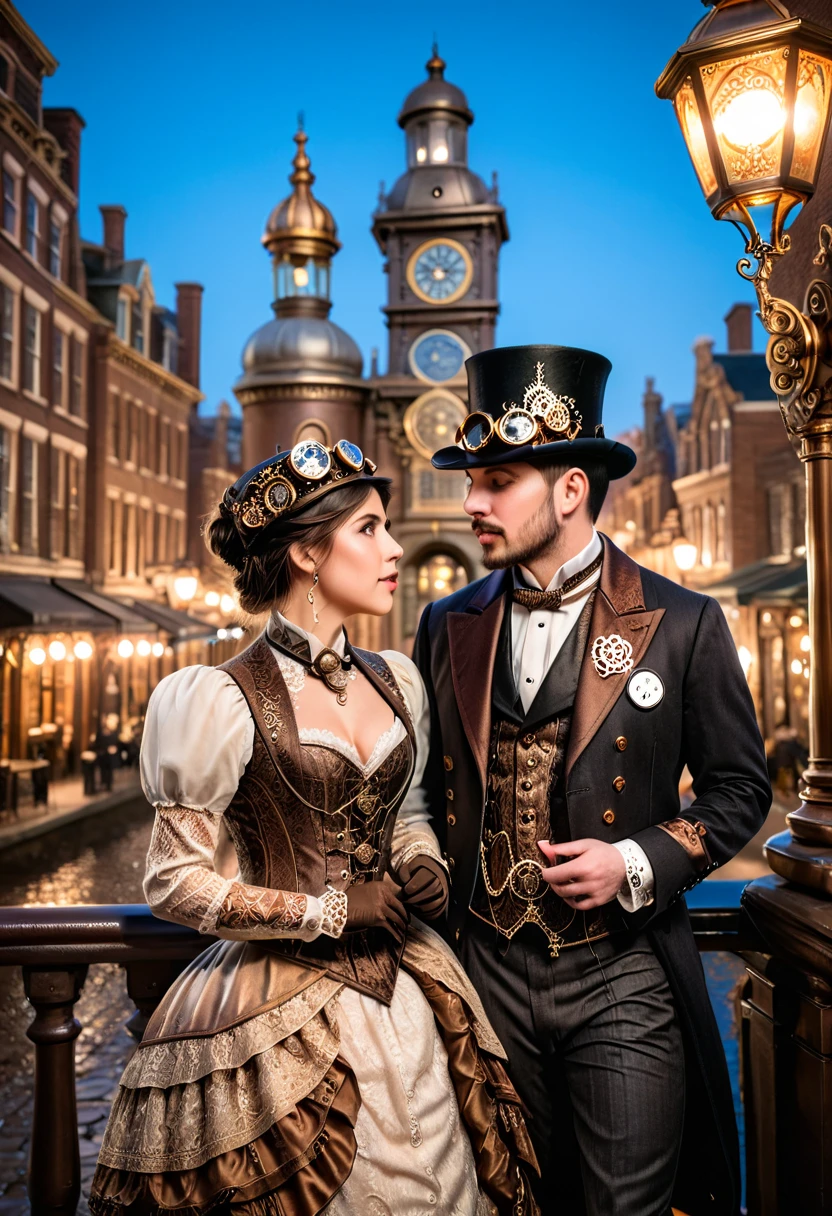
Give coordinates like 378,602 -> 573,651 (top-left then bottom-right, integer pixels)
382,650 -> 447,874
141,665 -> 347,942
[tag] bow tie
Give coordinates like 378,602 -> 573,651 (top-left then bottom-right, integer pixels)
512,553 -> 603,612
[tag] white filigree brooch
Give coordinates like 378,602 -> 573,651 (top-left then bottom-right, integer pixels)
591,633 -> 634,679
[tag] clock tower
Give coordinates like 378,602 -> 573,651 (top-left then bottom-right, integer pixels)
370,47 -> 508,643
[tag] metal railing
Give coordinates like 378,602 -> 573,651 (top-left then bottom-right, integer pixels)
0,881 -> 756,1216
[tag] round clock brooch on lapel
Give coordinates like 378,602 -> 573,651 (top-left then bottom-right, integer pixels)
626,669 -> 665,709
406,238 -> 473,304
409,329 -> 470,383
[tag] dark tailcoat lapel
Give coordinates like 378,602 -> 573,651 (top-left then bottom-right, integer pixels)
447,570 -> 508,793
566,535 -> 665,778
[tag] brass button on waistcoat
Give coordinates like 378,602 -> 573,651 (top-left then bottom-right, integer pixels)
521,812 -> 536,824
447,856 -> 455,870
522,779 -> 533,791
523,733 -> 536,746
446,788 -> 454,800
444,755 -> 454,771
615,736 -> 628,752
447,813 -> 456,826
527,757 -> 537,768
603,809 -> 616,825
613,776 -> 626,793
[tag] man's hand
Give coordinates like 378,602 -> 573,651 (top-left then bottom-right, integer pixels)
538,839 -> 626,910
397,856 -> 449,920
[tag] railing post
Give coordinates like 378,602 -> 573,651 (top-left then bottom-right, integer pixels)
23,965 -> 88,1216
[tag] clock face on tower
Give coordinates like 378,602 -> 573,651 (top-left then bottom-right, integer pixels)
406,238 -> 473,304
409,329 -> 471,383
403,389 -> 467,460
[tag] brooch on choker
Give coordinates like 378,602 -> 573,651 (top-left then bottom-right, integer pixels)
312,648 -> 353,706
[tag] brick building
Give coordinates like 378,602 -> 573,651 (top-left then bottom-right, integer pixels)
0,0 -> 211,776
600,301 -> 808,750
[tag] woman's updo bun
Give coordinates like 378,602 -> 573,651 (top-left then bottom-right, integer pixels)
202,480 -> 390,617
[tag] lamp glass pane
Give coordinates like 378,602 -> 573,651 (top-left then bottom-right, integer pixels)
792,50 -> 832,184
674,77 -> 718,196
701,46 -> 789,186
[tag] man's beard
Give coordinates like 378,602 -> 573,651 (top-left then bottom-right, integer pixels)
476,497 -> 562,570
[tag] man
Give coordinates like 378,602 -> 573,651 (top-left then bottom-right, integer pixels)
413,344 -> 771,1216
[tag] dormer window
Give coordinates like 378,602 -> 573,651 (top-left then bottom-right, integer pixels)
132,300 -> 144,354
162,327 -> 178,374
116,296 -> 128,341
407,119 -> 467,169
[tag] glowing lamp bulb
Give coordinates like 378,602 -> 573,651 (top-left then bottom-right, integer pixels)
790,614 -> 803,628
791,658 -> 804,675
220,594 -> 235,615
217,628 -> 228,640
738,646 -> 753,676
673,541 -> 697,572
293,266 -> 309,288
173,575 -> 198,603
73,640 -> 93,660
714,86 -> 785,150
204,591 -> 220,607
48,640 -> 67,661
152,642 -> 165,658
800,634 -> 811,653
29,647 -> 46,666
416,146 -> 427,163
117,639 -> 134,659
136,640 -> 152,657
432,144 -> 449,162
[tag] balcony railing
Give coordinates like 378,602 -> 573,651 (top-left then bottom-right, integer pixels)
0,881 -> 756,1216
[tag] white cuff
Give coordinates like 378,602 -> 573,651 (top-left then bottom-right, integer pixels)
296,894 -> 327,941
317,886 -> 348,939
613,839 -> 655,912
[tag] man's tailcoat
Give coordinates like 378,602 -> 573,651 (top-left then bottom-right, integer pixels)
413,535 -> 771,1216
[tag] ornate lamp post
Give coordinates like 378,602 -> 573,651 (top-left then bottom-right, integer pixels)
658,0 -> 832,889
658,5 -> 832,1204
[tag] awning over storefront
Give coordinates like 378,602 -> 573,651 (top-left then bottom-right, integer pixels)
117,597 -> 214,640
704,556 -> 807,606
0,578 -> 116,632
52,580 -> 159,635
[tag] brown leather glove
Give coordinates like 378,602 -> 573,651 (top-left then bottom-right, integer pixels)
345,873 -> 408,938
397,855 -> 450,921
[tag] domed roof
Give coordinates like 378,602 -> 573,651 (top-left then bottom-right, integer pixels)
398,47 -> 473,128
385,163 -> 491,211
235,315 -> 363,392
263,127 -> 340,260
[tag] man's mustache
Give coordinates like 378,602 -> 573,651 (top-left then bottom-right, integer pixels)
472,522 -> 506,538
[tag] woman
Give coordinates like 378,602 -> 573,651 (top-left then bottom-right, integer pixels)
89,438 -> 538,1216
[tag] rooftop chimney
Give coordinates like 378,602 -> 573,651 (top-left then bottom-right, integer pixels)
43,108 -> 85,197
175,282 -> 203,390
725,302 -> 753,353
100,205 -> 127,264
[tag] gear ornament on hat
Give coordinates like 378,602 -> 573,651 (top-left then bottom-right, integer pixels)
591,633 -> 635,679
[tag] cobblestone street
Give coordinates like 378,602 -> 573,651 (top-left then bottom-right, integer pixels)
0,803 -> 153,1216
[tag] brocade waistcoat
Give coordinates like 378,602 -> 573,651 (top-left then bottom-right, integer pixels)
219,635 -> 415,1004
471,593 -> 623,957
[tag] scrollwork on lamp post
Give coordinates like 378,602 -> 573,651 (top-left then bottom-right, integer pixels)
657,0 -> 832,892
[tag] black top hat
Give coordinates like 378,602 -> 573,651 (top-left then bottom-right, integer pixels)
431,344 -> 637,480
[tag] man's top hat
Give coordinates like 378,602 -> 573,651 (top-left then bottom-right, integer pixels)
431,344 -> 637,479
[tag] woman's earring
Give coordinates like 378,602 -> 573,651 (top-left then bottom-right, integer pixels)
307,570 -> 320,626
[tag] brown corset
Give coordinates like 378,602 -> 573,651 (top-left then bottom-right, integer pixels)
219,636 -> 415,1003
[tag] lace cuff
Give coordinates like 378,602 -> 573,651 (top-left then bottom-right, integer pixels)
319,887 -> 348,939
612,838 -> 655,912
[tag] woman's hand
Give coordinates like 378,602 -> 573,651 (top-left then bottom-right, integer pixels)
397,856 -> 449,920
345,873 -> 408,938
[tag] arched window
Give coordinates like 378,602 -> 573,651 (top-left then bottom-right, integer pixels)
293,418 -> 332,448
403,551 -> 470,638
716,501 -> 727,564
701,504 -> 714,568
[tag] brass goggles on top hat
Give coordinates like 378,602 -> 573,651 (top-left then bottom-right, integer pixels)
454,362 -> 583,453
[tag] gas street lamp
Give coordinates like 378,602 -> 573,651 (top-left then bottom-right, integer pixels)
658,0 -> 832,891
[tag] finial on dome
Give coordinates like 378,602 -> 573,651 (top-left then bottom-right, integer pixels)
290,124 -> 314,189
262,125 -> 340,262
426,40 -> 445,78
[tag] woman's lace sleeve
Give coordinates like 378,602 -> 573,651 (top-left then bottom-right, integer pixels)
143,806 -> 346,941
381,650 -> 447,874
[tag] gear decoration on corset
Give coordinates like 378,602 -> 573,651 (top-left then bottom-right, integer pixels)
591,633 -> 635,679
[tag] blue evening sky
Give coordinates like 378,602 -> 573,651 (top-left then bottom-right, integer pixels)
29,0 -> 770,437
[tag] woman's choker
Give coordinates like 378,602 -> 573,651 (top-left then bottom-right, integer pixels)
265,618 -> 355,706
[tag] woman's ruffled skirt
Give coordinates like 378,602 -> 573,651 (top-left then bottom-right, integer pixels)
89,920 -> 539,1216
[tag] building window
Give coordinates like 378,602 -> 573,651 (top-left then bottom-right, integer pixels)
108,392 -> 120,458
128,401 -> 139,465
50,445 -> 66,558
116,296 -> 128,341
67,455 -> 83,561
14,70 -> 40,125
162,327 -> 178,374
0,54 -> 8,94
768,484 -> 794,557
20,436 -> 38,555
701,504 -> 714,568
147,411 -> 157,472
49,219 -> 62,278
0,281 -> 14,383
131,301 -> 143,354
2,169 -> 17,237
159,419 -> 169,477
144,506 -> 155,566
70,337 -> 84,417
22,303 -> 41,396
156,510 -> 168,564
122,502 -> 137,577
716,501 -> 727,564
24,190 -> 39,259
53,328 -> 66,408
0,426 -> 13,553
138,406 -> 147,469
108,497 -> 122,575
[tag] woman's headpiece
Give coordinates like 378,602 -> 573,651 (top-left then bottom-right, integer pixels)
221,439 -> 390,552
